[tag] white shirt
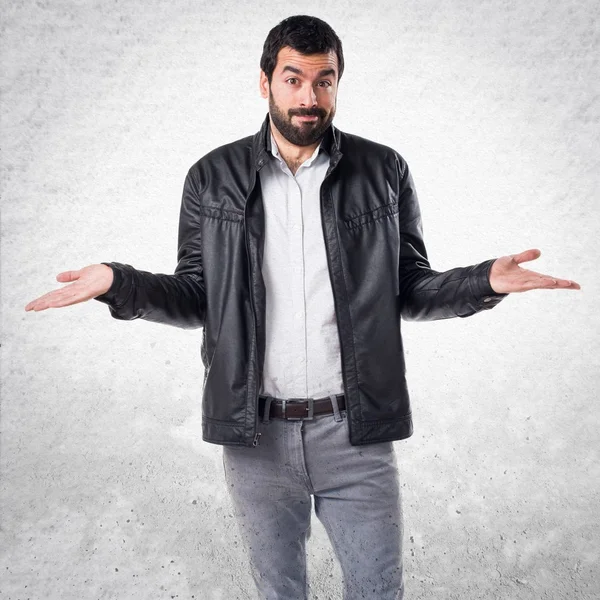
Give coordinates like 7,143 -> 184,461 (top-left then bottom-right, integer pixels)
259,131 -> 345,399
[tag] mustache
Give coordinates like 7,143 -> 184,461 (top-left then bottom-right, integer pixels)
288,107 -> 327,118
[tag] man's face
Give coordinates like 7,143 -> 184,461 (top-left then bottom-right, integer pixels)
260,47 -> 339,147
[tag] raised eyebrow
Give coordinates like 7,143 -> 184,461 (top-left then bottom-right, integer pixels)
282,65 -> 303,76
281,65 -> 337,79
317,68 -> 336,78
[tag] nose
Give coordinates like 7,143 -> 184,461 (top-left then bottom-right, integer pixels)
299,83 -> 317,107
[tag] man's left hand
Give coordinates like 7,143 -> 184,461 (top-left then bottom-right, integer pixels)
489,248 -> 581,294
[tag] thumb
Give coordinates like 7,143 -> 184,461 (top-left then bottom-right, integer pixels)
56,269 -> 82,282
512,248 -> 541,265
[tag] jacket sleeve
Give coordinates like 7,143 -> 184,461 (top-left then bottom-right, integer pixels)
396,156 -> 509,321
93,168 -> 206,329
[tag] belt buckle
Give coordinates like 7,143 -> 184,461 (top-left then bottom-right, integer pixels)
282,398 -> 314,420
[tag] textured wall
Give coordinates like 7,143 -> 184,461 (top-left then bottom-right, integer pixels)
2,1 -> 598,599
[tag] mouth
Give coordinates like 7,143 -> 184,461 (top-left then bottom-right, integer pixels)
294,115 -> 319,123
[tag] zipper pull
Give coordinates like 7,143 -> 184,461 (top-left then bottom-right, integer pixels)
252,432 -> 262,447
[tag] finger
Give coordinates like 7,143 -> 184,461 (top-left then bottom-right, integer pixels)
25,286 -> 88,311
545,278 -> 581,290
524,268 -> 581,290
25,291 -> 61,311
27,295 -> 78,311
511,248 -> 541,265
56,270 -> 82,283
25,293 -> 64,312
520,273 -> 580,291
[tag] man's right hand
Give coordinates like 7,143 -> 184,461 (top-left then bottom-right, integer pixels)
25,264 -> 114,312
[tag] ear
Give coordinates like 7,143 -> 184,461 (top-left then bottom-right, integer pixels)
259,70 -> 269,99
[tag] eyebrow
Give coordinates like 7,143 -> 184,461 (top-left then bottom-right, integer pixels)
281,65 -> 337,78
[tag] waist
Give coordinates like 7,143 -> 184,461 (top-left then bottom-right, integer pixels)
258,393 -> 346,421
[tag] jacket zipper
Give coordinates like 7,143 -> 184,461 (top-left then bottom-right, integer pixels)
244,169 -> 263,448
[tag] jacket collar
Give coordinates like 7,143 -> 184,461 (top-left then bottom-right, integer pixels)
252,113 -> 342,171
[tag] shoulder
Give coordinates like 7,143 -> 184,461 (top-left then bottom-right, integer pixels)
186,133 -> 255,181
337,130 -> 409,174
336,129 -> 409,176
179,133 -> 256,201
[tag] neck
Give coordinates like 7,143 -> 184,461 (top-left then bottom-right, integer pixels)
269,120 -> 320,175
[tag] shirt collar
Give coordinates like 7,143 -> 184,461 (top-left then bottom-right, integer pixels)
255,113 -> 341,172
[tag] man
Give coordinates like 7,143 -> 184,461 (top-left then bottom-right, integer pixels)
25,14 -> 579,600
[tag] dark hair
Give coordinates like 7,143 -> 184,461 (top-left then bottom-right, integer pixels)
260,15 -> 344,82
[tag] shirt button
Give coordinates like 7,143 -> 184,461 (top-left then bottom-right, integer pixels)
483,297 -> 492,303
294,311 -> 302,319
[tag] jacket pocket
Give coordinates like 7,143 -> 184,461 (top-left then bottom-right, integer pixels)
343,201 -> 399,230
198,204 -> 244,223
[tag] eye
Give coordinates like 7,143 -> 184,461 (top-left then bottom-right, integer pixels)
317,81 -> 332,88
286,77 -> 299,85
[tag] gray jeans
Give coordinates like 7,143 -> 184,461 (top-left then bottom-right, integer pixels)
222,401 -> 404,600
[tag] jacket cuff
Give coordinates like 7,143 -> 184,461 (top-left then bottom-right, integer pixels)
94,262 -> 125,306
471,258 -> 509,309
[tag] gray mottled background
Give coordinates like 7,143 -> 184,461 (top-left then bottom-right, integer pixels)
2,1 -> 599,599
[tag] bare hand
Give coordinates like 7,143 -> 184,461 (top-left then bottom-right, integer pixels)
489,249 -> 580,294
25,264 -> 114,312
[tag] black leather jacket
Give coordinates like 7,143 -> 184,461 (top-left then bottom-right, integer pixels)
95,114 -> 508,447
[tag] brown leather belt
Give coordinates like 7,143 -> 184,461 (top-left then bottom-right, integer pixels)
258,394 -> 346,421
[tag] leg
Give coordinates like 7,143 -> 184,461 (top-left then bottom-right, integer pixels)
303,412 -> 405,600
222,418 -> 312,600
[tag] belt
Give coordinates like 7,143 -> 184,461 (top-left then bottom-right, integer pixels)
258,394 -> 346,421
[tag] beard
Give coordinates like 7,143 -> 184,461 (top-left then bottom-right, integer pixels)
268,89 -> 335,147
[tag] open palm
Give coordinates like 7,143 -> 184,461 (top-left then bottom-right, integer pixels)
25,264 -> 114,312
489,249 -> 580,294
